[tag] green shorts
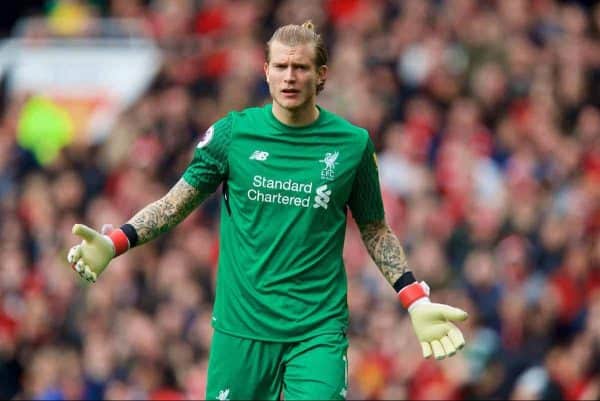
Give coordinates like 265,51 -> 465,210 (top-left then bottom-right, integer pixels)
206,330 -> 349,400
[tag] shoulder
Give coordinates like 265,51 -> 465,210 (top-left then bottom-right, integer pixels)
209,106 -> 265,136
320,107 -> 370,142
225,106 -> 267,123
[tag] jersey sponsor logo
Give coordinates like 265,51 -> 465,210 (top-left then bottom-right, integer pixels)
217,389 -> 230,400
313,184 -> 332,209
247,175 -> 334,210
196,126 -> 214,148
319,151 -> 339,181
248,175 -> 312,207
249,150 -> 269,161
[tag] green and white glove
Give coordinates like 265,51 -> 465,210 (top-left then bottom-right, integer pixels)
67,224 -> 129,283
399,281 -> 468,360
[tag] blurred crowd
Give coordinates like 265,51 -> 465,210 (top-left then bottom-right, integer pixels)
1,0 -> 600,399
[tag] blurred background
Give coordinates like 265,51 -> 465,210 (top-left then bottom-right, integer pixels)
1,0 -> 600,399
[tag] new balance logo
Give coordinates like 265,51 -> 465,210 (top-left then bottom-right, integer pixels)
249,150 -> 269,161
313,184 -> 331,209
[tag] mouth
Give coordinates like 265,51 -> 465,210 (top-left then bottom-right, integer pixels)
281,88 -> 300,96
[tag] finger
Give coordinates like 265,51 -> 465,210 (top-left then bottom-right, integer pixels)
431,340 -> 446,360
88,270 -> 97,283
82,266 -> 96,283
75,260 -> 85,273
72,224 -> 98,242
448,326 -> 466,350
441,336 -> 457,357
85,273 -> 97,283
438,305 -> 468,322
67,245 -> 82,264
101,224 -> 114,235
420,342 -> 432,359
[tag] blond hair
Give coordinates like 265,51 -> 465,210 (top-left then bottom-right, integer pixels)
266,21 -> 328,94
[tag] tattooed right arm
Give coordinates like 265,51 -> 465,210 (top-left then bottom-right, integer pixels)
126,178 -> 211,246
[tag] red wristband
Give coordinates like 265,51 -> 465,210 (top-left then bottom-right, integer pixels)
397,282 -> 428,309
108,229 -> 130,256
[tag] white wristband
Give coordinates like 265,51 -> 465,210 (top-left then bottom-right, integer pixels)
408,296 -> 431,312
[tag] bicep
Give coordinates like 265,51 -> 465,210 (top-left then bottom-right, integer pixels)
183,116 -> 232,192
348,138 -> 385,225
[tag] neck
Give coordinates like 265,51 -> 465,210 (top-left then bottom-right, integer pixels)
272,102 -> 320,127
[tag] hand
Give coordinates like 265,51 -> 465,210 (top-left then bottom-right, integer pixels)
408,299 -> 468,360
67,224 -> 116,283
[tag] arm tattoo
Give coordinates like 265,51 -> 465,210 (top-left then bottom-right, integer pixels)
358,220 -> 410,286
127,178 -> 210,245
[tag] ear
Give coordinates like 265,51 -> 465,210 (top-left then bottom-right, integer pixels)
264,62 -> 269,83
317,65 -> 328,85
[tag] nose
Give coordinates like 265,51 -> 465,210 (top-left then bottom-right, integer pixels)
284,67 -> 296,83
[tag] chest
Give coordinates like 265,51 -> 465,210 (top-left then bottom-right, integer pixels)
227,132 -> 362,210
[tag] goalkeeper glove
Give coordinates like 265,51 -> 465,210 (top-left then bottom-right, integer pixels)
399,280 -> 468,360
67,224 -> 130,283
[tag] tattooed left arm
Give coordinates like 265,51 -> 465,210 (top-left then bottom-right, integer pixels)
358,220 -> 410,286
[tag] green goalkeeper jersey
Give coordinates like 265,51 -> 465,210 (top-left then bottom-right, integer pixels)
183,104 -> 384,341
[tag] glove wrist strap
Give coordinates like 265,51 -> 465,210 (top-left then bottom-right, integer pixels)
407,296 -> 431,312
397,281 -> 430,309
108,229 -> 130,256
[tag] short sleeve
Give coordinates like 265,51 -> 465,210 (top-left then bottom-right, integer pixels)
347,137 -> 385,225
182,115 -> 232,193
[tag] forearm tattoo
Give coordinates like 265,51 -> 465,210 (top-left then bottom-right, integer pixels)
358,220 -> 410,286
127,178 -> 210,245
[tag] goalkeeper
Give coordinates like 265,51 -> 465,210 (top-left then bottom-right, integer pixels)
67,21 -> 468,400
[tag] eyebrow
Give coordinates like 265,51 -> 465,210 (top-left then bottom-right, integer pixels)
272,61 -> 311,68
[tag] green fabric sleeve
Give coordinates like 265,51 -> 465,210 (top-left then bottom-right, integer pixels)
182,115 -> 232,193
347,137 -> 385,225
